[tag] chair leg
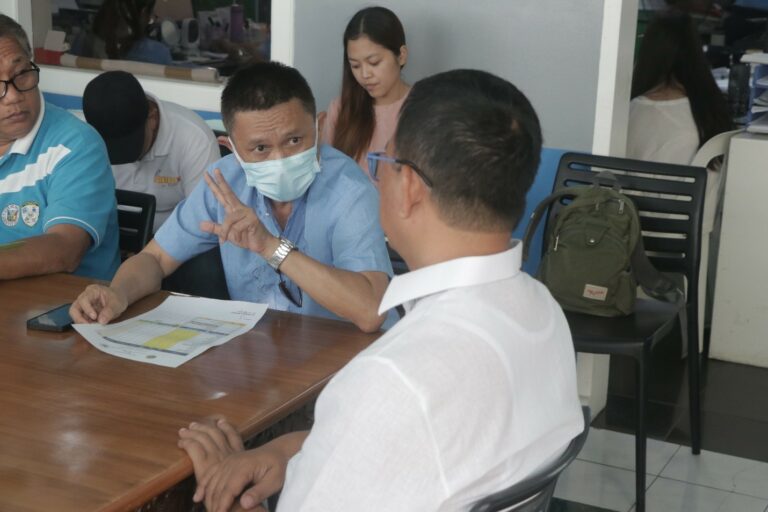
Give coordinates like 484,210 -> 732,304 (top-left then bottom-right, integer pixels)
702,327 -> 711,364
635,350 -> 649,512
688,306 -> 702,455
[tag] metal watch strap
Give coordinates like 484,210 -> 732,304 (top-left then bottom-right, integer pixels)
267,237 -> 295,270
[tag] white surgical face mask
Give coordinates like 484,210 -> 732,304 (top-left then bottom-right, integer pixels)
230,122 -> 321,202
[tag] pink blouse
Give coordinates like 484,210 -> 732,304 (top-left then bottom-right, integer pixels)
322,90 -> 410,179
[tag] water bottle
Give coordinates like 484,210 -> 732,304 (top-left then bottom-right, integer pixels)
230,2 -> 245,43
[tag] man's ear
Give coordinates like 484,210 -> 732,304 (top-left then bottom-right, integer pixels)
217,135 -> 232,152
146,99 -> 160,121
399,162 -> 427,218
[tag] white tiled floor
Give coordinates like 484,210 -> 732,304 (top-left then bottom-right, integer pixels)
661,449 -> 768,499
554,427 -> 768,512
577,427 -> 681,475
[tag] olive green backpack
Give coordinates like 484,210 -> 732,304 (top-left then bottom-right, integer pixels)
522,172 -> 680,317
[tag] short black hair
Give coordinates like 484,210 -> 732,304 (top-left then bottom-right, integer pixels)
395,69 -> 542,231
221,61 -> 316,131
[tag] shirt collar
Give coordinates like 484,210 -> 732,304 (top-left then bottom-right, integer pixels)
257,188 -> 309,235
378,240 -> 523,315
143,93 -> 171,159
9,91 -> 45,156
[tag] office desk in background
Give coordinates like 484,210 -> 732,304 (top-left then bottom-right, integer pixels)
710,133 -> 768,367
0,273 -> 379,511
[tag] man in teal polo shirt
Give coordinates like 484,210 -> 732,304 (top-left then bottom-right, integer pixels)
0,15 -> 119,281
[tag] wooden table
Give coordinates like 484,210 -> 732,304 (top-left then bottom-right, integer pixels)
0,274 -> 379,511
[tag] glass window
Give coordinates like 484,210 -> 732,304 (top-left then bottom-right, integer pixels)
35,0 -> 270,78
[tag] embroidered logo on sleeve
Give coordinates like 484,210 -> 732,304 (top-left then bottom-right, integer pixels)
21,201 -> 40,227
2,204 -> 19,226
583,284 -> 609,302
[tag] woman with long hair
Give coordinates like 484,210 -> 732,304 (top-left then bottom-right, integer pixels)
92,0 -> 172,65
628,10 -> 733,164
322,7 -> 409,178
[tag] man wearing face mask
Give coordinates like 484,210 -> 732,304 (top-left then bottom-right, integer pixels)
70,62 -> 395,333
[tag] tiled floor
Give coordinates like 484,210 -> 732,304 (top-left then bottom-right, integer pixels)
553,428 -> 768,511
551,331 -> 768,511
593,336 -> 768,463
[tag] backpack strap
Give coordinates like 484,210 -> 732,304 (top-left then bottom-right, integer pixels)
594,170 -> 684,305
590,170 -> 622,191
632,237 -> 688,351
631,237 -> 684,305
522,189 -> 578,262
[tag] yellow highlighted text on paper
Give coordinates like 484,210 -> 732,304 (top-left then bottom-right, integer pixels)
143,328 -> 198,350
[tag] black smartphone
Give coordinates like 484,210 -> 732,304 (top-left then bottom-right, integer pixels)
27,303 -> 73,332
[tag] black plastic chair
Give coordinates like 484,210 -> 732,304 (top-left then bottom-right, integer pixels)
540,153 -> 706,512
470,407 -> 590,512
115,189 -> 156,256
161,246 -> 230,300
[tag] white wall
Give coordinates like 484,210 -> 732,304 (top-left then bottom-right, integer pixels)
0,0 -> 32,46
592,0 -> 638,157
38,65 -> 224,113
580,0 -> 638,414
292,0 -> 605,152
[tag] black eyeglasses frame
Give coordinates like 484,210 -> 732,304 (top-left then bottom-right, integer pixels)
0,62 -> 40,99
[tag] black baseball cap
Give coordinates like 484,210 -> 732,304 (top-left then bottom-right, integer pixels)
83,71 -> 149,165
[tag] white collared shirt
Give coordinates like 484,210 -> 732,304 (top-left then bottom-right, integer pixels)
111,95 -> 219,231
278,241 -> 583,511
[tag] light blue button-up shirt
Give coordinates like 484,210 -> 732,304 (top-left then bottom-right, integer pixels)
155,144 -> 397,326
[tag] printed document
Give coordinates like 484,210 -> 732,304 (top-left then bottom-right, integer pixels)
74,296 -> 267,367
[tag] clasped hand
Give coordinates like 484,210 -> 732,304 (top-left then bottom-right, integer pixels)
201,169 -> 275,257
178,418 -> 288,512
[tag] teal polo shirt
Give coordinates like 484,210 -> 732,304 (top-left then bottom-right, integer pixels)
0,98 -> 120,280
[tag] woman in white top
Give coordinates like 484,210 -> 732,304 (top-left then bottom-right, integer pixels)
322,6 -> 410,179
627,11 -> 732,165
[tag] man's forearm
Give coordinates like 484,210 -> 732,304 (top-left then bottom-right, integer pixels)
270,431 -> 310,460
277,249 -> 387,333
0,231 -> 88,280
109,252 -> 166,306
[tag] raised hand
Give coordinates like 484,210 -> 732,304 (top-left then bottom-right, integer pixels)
200,169 -> 276,256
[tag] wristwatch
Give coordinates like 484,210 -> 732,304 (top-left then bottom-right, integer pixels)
267,237 -> 296,270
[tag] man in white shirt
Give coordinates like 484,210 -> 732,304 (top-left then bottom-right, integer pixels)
177,69 -> 583,512
83,71 -> 220,231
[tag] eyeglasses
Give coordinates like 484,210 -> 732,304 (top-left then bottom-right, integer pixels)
0,63 -> 40,99
366,151 -> 433,187
278,271 -> 303,308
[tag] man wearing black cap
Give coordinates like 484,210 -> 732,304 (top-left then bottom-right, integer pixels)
83,71 -> 219,231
